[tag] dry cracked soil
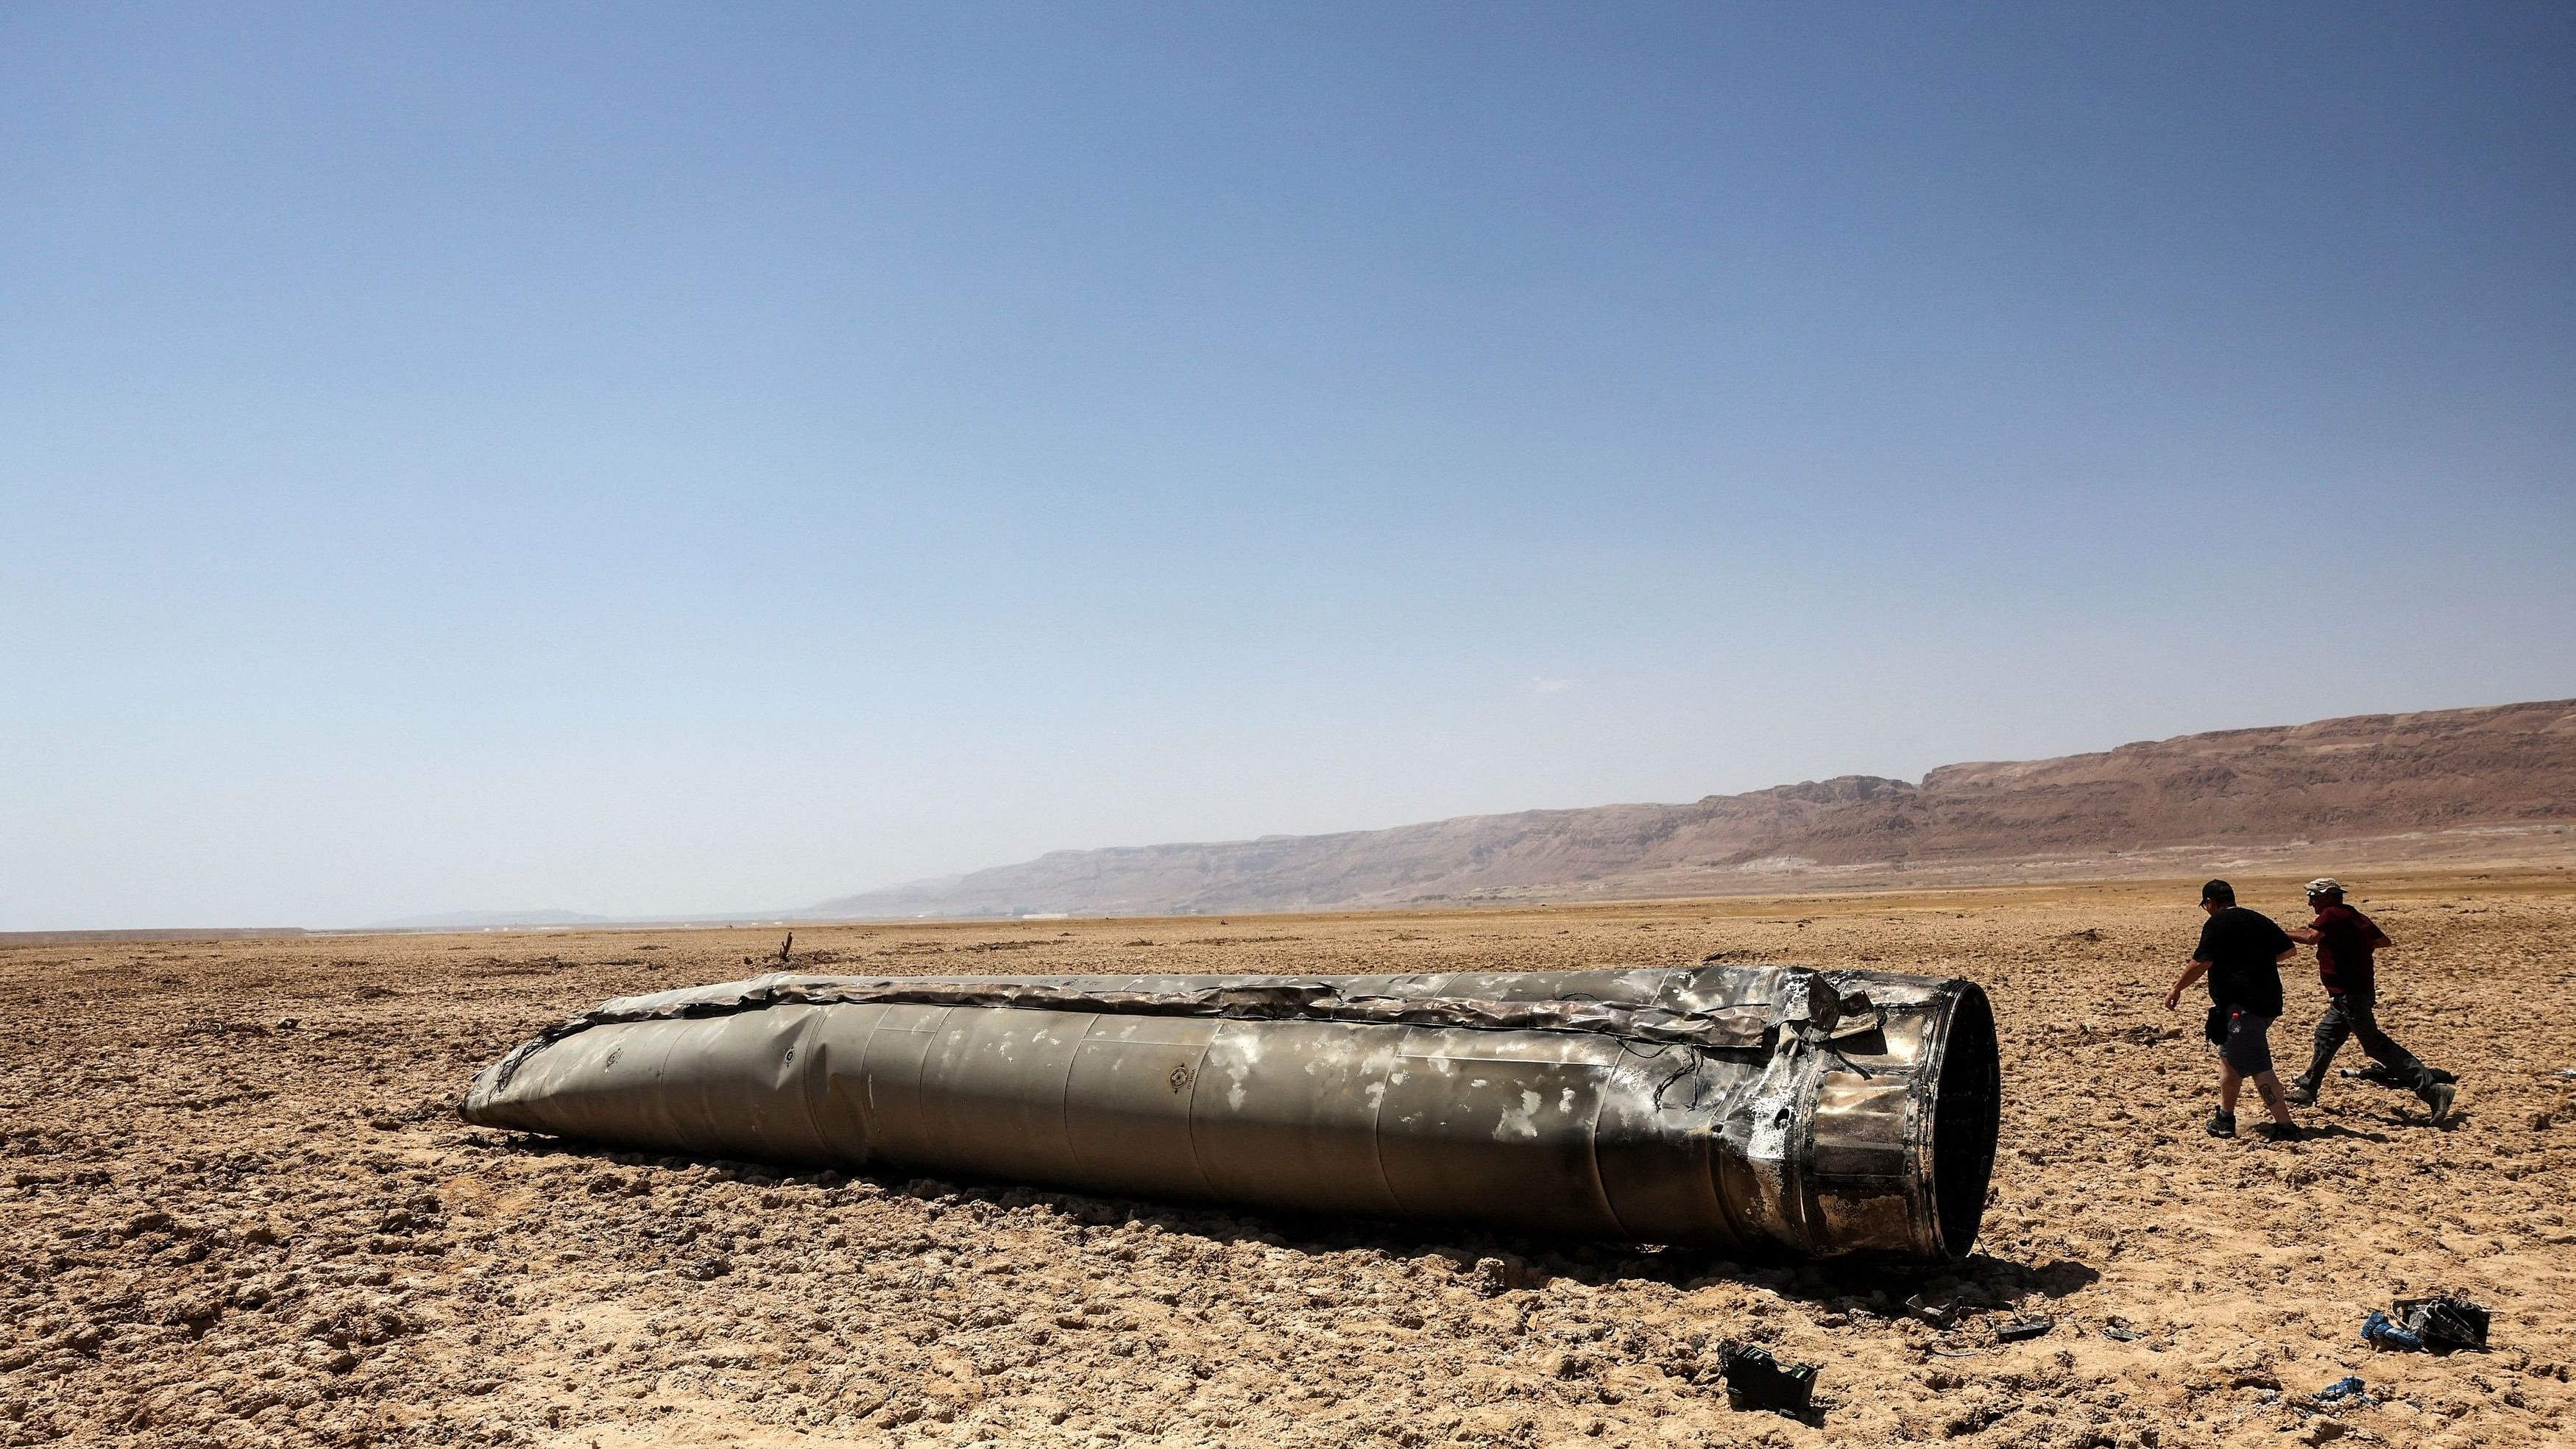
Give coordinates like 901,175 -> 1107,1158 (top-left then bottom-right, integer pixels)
5,871 -> 2575,1449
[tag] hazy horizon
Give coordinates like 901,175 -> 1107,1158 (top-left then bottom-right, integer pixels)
26,690 -> 2572,931
7,5 -> 2572,929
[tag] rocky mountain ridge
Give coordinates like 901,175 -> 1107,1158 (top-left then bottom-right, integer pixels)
810,698 -> 2576,918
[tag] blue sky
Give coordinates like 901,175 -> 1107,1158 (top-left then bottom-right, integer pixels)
4,4 -> 2571,927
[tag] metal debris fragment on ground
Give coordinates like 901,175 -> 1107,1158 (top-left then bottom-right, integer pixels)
2363,1294 -> 2491,1354
1994,1314 -> 2054,1343
2361,1309 -> 2423,1352
1719,1343 -> 1819,1417
2393,1294 -> 2491,1353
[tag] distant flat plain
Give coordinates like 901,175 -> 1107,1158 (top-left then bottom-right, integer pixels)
5,867 -> 2572,1448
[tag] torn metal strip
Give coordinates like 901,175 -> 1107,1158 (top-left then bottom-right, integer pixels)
478,971 -> 1827,1094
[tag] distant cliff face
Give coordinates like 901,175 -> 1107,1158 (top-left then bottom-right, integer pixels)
809,699 -> 2576,918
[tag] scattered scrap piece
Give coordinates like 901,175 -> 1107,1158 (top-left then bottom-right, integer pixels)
1720,1344 -> 1819,1418
2360,1309 -> 2422,1352
1994,1315 -> 2054,1343
2365,1294 -> 2490,1353
2393,1294 -> 2490,1353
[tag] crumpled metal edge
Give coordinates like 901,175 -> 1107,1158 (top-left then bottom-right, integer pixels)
478,971 -> 1872,1094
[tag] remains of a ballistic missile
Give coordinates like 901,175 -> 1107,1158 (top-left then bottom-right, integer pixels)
463,963 -> 2000,1261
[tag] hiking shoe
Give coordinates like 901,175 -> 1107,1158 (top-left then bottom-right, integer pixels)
2424,1081 -> 2458,1126
2206,1111 -> 2237,1138
2285,1080 -> 2318,1107
2255,1121 -> 2304,1142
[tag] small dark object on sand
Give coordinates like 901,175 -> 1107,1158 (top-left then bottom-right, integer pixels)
2361,1310 -> 2423,1353
1903,1293 -> 1960,1328
1994,1315 -> 2054,1343
2101,1323 -> 2142,1342
2395,1295 -> 2490,1353
2315,1376 -> 2369,1403
2365,1295 -> 2491,1354
1721,1344 -> 1819,1417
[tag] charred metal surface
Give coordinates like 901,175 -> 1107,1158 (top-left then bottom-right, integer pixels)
462,964 -> 2000,1260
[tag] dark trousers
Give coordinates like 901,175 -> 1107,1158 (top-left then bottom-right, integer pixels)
2299,991 -> 2435,1099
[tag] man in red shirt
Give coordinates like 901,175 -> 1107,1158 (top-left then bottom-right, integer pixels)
2284,878 -> 2457,1124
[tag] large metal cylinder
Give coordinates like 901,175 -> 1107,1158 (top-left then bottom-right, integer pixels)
462,964 -> 2000,1261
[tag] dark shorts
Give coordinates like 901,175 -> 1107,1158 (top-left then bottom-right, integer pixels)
2221,1008 -> 2274,1074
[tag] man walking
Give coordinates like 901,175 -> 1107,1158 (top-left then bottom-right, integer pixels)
2284,878 -> 2458,1124
2165,879 -> 2301,1141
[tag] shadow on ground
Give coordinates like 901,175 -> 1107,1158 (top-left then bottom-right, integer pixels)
479,1129 -> 2096,1310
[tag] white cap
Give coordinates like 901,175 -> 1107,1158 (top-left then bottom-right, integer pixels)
2304,877 -> 2344,899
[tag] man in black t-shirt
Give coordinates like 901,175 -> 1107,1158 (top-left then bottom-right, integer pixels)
2164,879 -> 2301,1141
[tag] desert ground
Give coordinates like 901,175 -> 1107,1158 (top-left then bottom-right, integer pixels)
5,870 -> 2574,1449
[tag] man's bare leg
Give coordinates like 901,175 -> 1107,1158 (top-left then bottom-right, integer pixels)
2249,1069 -> 2296,1126
2218,1063 -> 2243,1116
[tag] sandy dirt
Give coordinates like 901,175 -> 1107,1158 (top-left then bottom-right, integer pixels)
5,870 -> 2574,1449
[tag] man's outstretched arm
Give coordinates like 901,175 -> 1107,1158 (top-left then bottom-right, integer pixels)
2165,959 -> 2210,1011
